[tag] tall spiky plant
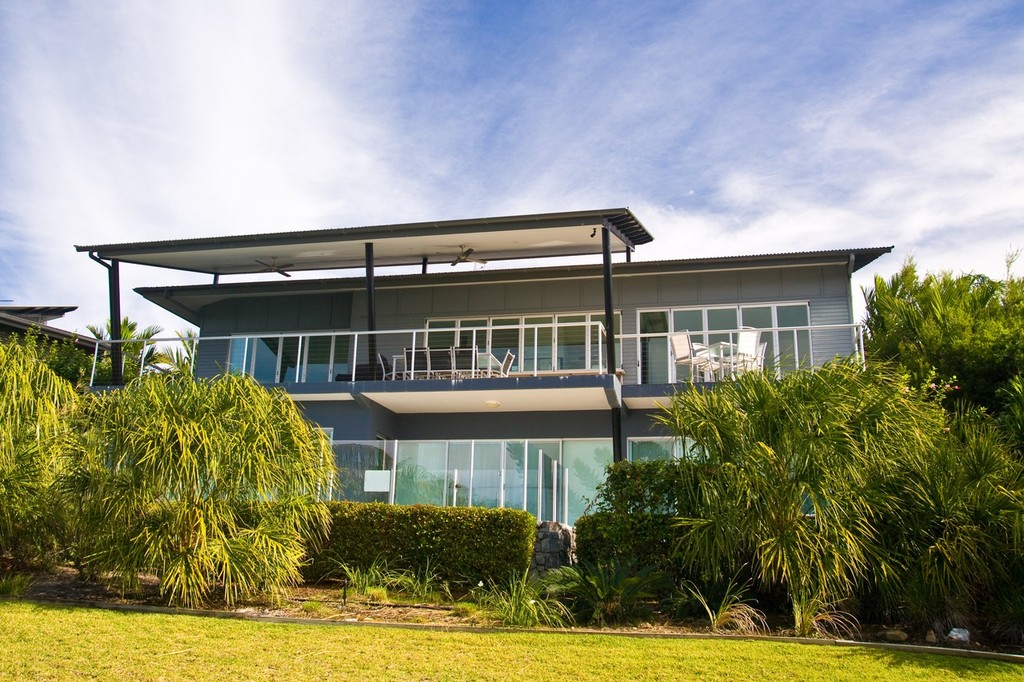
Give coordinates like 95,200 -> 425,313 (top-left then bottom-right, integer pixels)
0,336 -> 78,564
655,361 -> 945,632
872,407 -> 1024,628
67,373 -> 335,607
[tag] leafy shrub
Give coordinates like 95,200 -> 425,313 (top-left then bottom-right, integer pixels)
544,560 -> 668,626
863,260 -> 1024,415
306,502 -> 534,587
575,511 -> 678,580
575,459 -> 699,579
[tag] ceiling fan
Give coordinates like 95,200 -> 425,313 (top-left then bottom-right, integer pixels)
449,246 -> 487,267
255,257 -> 293,277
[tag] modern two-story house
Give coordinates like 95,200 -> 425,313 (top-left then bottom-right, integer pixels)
78,209 -> 890,525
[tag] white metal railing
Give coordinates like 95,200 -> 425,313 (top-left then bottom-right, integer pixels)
625,322 -> 866,384
88,321 -> 865,387
88,321 -> 609,386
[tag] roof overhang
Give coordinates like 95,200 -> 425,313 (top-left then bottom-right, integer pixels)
0,311 -> 103,352
134,245 -> 894,326
75,209 -> 652,276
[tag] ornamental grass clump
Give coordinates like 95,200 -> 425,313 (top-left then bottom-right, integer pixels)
476,569 -> 572,628
682,573 -> 768,635
0,572 -> 33,596
65,373 -> 335,608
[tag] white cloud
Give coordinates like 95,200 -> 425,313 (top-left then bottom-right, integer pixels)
1,0 -> 1022,336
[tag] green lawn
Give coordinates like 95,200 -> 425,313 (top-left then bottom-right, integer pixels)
1,602 -> 1021,681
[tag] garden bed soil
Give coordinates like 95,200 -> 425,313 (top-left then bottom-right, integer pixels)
12,567 -> 1024,657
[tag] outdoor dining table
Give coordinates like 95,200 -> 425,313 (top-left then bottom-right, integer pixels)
392,347 -> 502,379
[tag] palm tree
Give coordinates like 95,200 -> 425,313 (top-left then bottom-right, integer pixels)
66,372 -> 335,607
654,362 -> 945,633
0,336 -> 78,564
87,316 -> 168,383
870,407 -> 1024,629
863,260 -> 1016,412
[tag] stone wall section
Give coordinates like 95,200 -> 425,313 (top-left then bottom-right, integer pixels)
531,521 -> 575,574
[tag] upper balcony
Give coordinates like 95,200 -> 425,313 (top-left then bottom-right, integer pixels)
91,320 -> 866,413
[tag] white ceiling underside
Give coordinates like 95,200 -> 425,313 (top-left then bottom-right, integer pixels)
97,224 -> 627,275
622,395 -> 674,410
357,385 -> 616,414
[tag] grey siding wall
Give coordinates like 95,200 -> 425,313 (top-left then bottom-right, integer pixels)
352,263 -> 854,383
195,293 -> 354,375
295,401 -> 685,442
190,262 -> 855,382
300,400 -> 399,441
201,293 -> 353,335
297,400 -> 618,442
194,338 -> 230,378
397,410 -> 614,440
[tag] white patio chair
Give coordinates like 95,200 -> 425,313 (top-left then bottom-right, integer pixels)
498,350 -> 515,377
730,328 -> 763,375
670,332 -> 717,382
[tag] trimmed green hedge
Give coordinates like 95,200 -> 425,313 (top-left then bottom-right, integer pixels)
575,510 -> 679,575
305,502 -> 535,586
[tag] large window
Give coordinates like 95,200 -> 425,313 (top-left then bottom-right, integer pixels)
228,333 -> 351,383
385,438 -> 612,525
627,437 -> 702,461
330,438 -> 393,504
426,312 -> 620,374
638,303 -> 811,383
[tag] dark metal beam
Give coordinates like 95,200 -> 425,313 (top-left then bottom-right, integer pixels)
601,223 -> 623,462
601,225 -> 616,373
89,253 -> 123,385
365,243 -> 377,375
421,256 -> 428,274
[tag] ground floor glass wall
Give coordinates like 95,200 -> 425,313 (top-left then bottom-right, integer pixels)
331,438 -> 613,526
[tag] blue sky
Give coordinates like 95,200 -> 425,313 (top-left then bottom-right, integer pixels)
1,1 -> 1022,334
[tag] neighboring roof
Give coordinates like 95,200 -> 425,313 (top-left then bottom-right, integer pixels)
137,246 -> 893,326
0,310 -> 103,352
0,305 -> 78,324
76,208 -> 653,276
